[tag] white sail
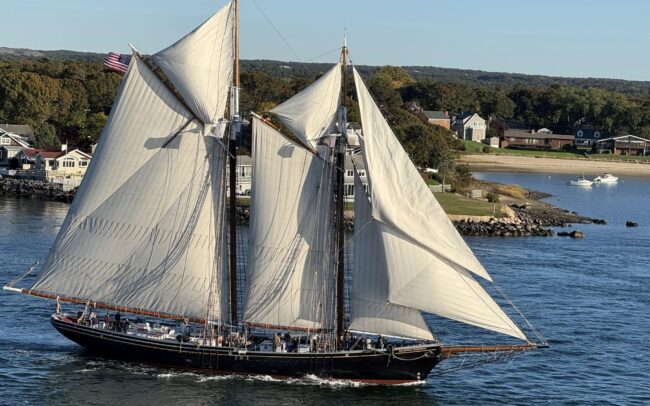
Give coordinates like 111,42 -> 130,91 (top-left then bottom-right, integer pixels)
243,116 -> 335,330
31,34 -> 231,321
353,68 -> 526,340
350,173 -> 434,341
270,63 -> 341,150
152,1 -> 233,124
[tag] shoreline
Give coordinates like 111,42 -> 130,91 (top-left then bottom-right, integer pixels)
460,154 -> 650,176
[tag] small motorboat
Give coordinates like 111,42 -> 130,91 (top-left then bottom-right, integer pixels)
594,173 -> 618,183
568,176 -> 593,186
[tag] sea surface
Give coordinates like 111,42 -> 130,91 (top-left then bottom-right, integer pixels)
1,171 -> 649,405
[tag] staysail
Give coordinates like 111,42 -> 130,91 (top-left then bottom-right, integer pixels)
243,116 -> 335,331
30,5 -> 234,322
270,63 -> 341,151
350,173 -> 434,340
353,67 -> 526,340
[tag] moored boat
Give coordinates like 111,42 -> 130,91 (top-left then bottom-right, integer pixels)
568,176 -> 594,186
594,173 -> 618,183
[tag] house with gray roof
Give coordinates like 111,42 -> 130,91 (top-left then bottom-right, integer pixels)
423,111 -> 450,130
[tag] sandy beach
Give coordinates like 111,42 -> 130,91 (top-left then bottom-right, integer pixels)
460,154 -> 650,176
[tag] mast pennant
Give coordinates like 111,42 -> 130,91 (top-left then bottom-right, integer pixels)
28,2 -> 235,322
352,68 -> 527,340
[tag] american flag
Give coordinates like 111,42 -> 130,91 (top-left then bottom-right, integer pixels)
103,52 -> 131,74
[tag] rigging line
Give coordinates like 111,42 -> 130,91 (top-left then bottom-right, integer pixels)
304,46 -> 344,63
251,0 -> 302,62
492,282 -> 547,345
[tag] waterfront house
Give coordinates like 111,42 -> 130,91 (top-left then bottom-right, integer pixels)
575,127 -> 612,147
0,131 -> 31,167
35,149 -> 92,175
452,113 -> 486,141
595,135 -> 650,155
501,129 -> 574,150
423,111 -> 451,130
13,148 -> 41,168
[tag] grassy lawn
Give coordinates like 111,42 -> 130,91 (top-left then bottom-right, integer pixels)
433,192 -> 502,217
491,148 -> 582,159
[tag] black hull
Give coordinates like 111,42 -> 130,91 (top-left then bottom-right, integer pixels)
52,317 -> 441,384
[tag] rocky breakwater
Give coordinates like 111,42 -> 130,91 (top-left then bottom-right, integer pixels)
0,177 -> 75,203
451,206 -> 554,237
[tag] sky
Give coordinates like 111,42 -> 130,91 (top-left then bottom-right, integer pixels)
3,0 -> 650,81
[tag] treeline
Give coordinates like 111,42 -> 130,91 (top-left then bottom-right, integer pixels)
0,60 -> 121,149
3,57 -> 650,164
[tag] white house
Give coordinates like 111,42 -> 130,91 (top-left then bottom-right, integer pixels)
35,149 -> 92,177
343,154 -> 368,203
452,113 -> 487,141
237,155 -> 252,195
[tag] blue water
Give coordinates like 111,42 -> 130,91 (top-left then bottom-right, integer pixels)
1,172 -> 649,405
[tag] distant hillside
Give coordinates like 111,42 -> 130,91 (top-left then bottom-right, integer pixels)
3,47 -> 650,95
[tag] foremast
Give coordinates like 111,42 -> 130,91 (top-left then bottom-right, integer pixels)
335,39 -> 348,348
228,0 -> 240,328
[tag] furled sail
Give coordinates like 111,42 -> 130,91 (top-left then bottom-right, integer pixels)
243,116 -> 335,331
350,173 -> 434,341
31,17 -> 233,321
270,63 -> 341,150
152,1 -> 234,124
353,67 -> 526,340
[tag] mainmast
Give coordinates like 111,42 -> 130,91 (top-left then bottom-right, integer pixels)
335,38 -> 348,347
228,0 -> 240,327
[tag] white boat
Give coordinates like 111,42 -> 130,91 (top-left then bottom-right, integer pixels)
593,173 -> 618,183
568,176 -> 593,186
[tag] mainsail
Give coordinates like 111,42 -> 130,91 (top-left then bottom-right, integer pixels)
29,3 -> 234,322
243,116 -> 335,330
352,67 -> 526,340
270,63 -> 342,151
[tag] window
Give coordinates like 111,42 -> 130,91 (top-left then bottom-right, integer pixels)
346,170 -> 354,177
358,170 -> 366,177
344,184 -> 354,196
0,137 -> 10,145
63,158 -> 75,168
80,160 -> 88,167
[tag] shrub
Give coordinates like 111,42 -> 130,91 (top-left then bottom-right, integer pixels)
482,146 -> 492,153
486,191 -> 500,203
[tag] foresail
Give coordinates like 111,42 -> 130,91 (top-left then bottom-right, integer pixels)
270,63 -> 341,150
350,173 -> 434,341
152,1 -> 233,124
243,117 -> 335,331
352,67 -> 490,281
353,67 -> 526,340
32,55 -> 230,321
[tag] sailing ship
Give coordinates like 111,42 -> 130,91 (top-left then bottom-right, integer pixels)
3,1 -> 546,384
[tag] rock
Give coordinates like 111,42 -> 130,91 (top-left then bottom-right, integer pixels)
626,221 -> 639,227
593,219 -> 607,225
569,230 -> 584,238
557,231 -> 570,237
